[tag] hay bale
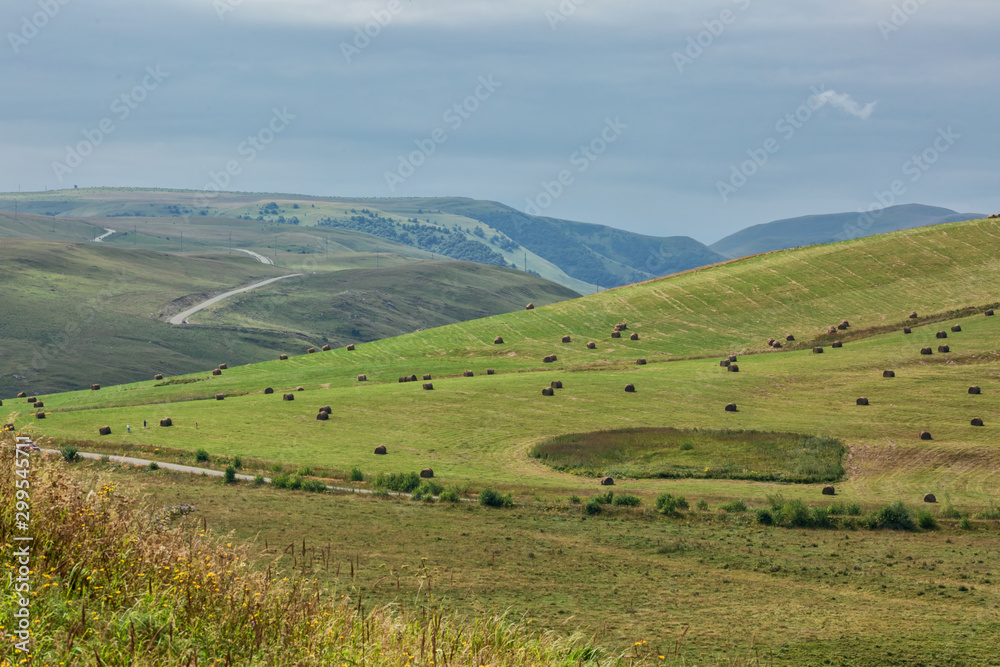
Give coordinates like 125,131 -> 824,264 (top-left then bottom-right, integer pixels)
423,383 -> 434,390
408,374 -> 418,382
26,397 -> 36,403
610,331 -> 621,339
16,392 -> 26,398
838,322 -> 849,330
919,431 -> 932,440
487,369 -> 495,375
813,347 -> 824,354
971,417 -> 984,427
725,403 -> 738,412
279,354 -> 288,360
822,486 -> 835,495
154,374 -> 164,380
320,344 -> 331,352
494,336 -> 504,344
420,468 -> 434,479
399,377 -> 408,383
720,360 -> 731,367
827,326 -> 837,335
160,418 -> 172,427
903,327 -> 911,334
969,386 -> 981,394
636,359 -> 647,365
264,387 -> 274,394
624,383 -> 636,393
551,380 -> 563,389
586,342 -> 597,349
785,334 -> 795,342
920,347 -> 933,355
728,364 -> 739,373
346,344 -> 355,351
600,477 -> 615,486
936,331 -> 948,339
883,370 -> 895,378
35,412 -> 45,420
923,493 -> 936,503
219,363 -> 228,370
316,412 -> 329,421
616,322 -> 628,331
543,355 -> 557,364
283,394 -> 295,401
0,400 -> 2,407
729,355 -> 737,362
307,348 -> 316,354
212,369 -> 222,376
630,332 -> 639,341
374,445 -> 387,455
562,335 -> 572,343
91,384 -> 100,391
320,406 -> 332,414
767,338 -> 776,347
33,401 -> 43,408
951,325 -> 962,333
296,386 -> 304,392
832,341 -> 843,348
938,345 -> 950,353
357,375 -> 367,382
541,387 -> 554,396
986,309 -> 995,316
423,374 -> 432,381
464,370 -> 475,377
856,397 -> 869,406
525,303 -> 535,310
772,342 -> 783,349
909,311 -> 918,319
99,426 -> 111,436
215,394 -> 224,401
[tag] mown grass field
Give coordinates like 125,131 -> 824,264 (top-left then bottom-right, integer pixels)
5,216 -> 1000,664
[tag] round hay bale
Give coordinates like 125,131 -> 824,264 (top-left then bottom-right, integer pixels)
219,363 -> 228,370
629,332 -> 639,341
611,331 -> 621,339
725,403 -> 738,412
0,400 -> 3,407
279,354 -> 288,360
883,370 -> 895,378
525,303 -> 535,310
543,355 -> 557,364
903,327 -> 912,334
951,325 -> 962,333
822,486 -> 835,495
420,468 -> 434,479
296,386 -> 304,392
357,375 -> 367,382
374,445 -> 387,455
919,431 -> 932,440
264,387 -> 274,394
494,336 -> 504,344
938,345 -> 950,353
408,374 -> 417,382
160,418 -> 172,427
923,493 -> 936,503
541,387 -> 554,396
423,374 -> 432,381
562,335 -> 572,343
215,394 -> 225,401
91,384 -> 100,391
307,347 -> 316,354
26,397 -> 36,403
729,355 -> 737,362
767,338 -> 776,347
986,309 -> 994,316
936,331 -> 948,339
968,386 -> 981,395
35,412 -> 45,420
600,476 -> 615,486
346,344 -> 355,351
316,412 -> 329,421
17,392 -> 26,398
322,344 -> 331,351
909,311 -> 918,319
772,342 -> 783,348
464,370 -> 475,377
320,406 -> 332,414
856,397 -> 869,406
99,426 -> 111,436
154,374 -> 164,380
827,326 -> 837,335
785,334 -> 795,342
283,393 -> 295,401
551,380 -> 563,389
33,401 -> 44,408
813,347 -> 824,354
624,383 -> 636,393
636,358 -> 647,365
728,364 -> 739,373
838,321 -> 850,330
832,341 -> 843,348
423,383 -> 434,390
586,341 -> 597,349
616,322 -> 628,331
720,360 -> 731,367
920,347 -> 933,355
212,369 -> 222,376
971,417 -> 984,427
486,369 -> 495,375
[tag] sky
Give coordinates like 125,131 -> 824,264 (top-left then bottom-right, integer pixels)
1,0 -> 997,244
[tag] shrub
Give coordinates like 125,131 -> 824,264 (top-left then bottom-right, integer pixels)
958,516 -> 973,530
299,466 -> 314,477
766,493 -> 785,511
479,487 -> 513,508
811,506 -> 831,528
775,499 -> 812,528
827,502 -> 845,516
253,474 -> 266,485
301,478 -> 327,493
755,508 -> 774,525
349,466 -> 364,482
272,473 -> 302,490
195,449 -> 210,463
270,463 -> 284,473
720,499 -> 747,513
939,502 -> 962,519
696,499 -> 709,511
592,490 -> 614,505
411,480 -> 443,502
864,501 -> 915,530
233,456 -> 243,469
916,509 -> 938,530
611,493 -> 641,507
584,497 -> 603,515
845,502 -> 862,516
148,461 -> 159,471
679,441 -> 694,451
439,486 -> 462,503
59,446 -> 79,463
655,493 -> 688,515
224,466 -> 237,484
569,495 -> 582,505
374,472 -> 422,493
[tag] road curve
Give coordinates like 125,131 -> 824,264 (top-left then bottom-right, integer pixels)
169,274 -> 303,325
234,248 -> 274,265
93,228 -> 115,242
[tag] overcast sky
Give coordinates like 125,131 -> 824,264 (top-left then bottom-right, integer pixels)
1,0 -> 996,243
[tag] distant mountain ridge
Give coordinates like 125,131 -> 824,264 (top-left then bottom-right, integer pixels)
710,204 -> 985,259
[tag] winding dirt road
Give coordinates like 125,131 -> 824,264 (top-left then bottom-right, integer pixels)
169,274 -> 303,325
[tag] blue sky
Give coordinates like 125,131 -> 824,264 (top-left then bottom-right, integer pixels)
1,0 -> 996,243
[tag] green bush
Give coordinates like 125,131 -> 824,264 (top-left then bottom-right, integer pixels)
478,487 -> 513,508
611,493 -> 641,507
569,495 -> 582,505
811,506 -> 831,528
695,499 -> 709,511
411,480 -> 444,502
755,508 -> 774,525
272,473 -> 302,490
349,466 -> 364,482
223,466 -> 237,484
958,516 -> 973,530
655,493 -> 689,515
232,456 -> 243,469
864,501 -> 915,530
298,466 -> 314,477
719,499 -> 747,513
775,499 -> 813,528
439,486 -> 462,503
59,446 -> 79,463
766,493 -> 785,511
939,502 -> 962,519
374,472 -> 422,493
593,490 -> 615,505
195,449 -> 210,463
845,502 -> 862,516
148,461 -> 159,471
679,441 -> 694,451
301,478 -> 327,493
827,502 -> 845,516
916,509 -> 938,530
253,474 -> 265,486
584,497 -> 603,515
269,463 -> 284,473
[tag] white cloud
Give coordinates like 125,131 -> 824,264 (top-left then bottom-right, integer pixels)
809,90 -> 877,120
